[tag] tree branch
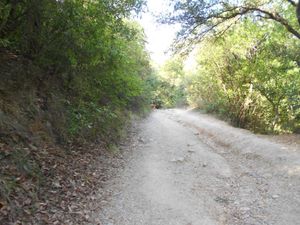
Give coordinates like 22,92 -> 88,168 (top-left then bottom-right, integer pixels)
167,0 -> 300,52
244,7 -> 300,39
205,5 -> 300,40
285,0 -> 297,7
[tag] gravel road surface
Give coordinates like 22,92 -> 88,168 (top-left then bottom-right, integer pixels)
92,109 -> 300,225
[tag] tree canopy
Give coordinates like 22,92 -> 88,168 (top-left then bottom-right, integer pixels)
0,0 -> 153,142
164,0 -> 300,52
155,0 -> 300,133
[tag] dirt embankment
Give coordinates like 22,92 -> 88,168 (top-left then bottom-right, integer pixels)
0,50 -> 71,146
0,50 -> 113,224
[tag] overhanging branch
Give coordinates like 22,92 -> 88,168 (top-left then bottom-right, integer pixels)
286,0 -> 297,7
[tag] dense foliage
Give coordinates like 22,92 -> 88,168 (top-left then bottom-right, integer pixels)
187,19 -> 300,133
0,1 -> 155,222
157,0 -> 300,133
151,57 -> 188,108
0,0 -> 152,143
165,0 -> 300,52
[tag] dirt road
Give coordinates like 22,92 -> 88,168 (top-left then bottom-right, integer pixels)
93,109 -> 300,225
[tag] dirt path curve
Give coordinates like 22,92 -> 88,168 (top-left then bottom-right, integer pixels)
92,109 -> 300,225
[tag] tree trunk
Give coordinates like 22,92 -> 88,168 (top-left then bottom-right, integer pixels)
25,0 -> 42,57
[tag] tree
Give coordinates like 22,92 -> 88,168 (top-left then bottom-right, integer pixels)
152,56 -> 188,108
186,18 -> 300,133
0,0 -> 153,140
164,0 -> 300,51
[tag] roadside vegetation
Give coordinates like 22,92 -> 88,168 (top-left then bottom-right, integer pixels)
151,56 -> 188,108
0,0 -> 153,223
1,0 -> 153,143
157,0 -> 300,134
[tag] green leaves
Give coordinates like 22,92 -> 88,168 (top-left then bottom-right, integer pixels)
187,16 -> 300,133
151,56 -> 188,108
1,0 -> 152,141
165,0 -> 300,53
